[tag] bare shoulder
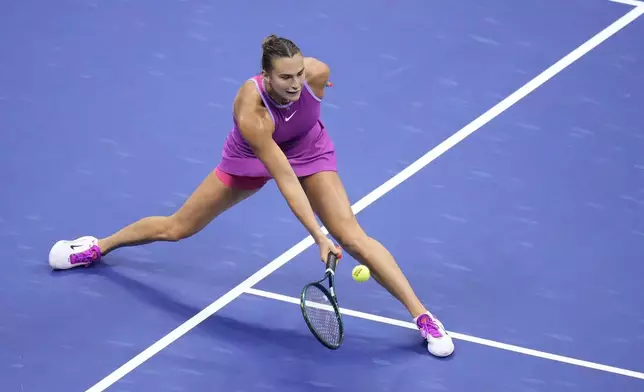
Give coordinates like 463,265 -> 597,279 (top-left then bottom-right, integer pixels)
233,80 -> 275,141
304,57 -> 330,81
304,57 -> 331,99
233,80 -> 262,115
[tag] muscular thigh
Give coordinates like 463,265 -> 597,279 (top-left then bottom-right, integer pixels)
300,171 -> 363,240
171,170 -> 259,235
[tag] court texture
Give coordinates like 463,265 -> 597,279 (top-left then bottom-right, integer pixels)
1,0 -> 643,391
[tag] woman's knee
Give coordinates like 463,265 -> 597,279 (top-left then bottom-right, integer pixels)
161,215 -> 199,242
333,227 -> 370,259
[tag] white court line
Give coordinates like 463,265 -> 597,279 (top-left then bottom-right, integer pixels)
246,288 -> 644,380
85,5 -> 644,392
610,0 -> 644,7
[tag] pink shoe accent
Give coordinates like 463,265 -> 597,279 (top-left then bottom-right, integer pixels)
69,245 -> 102,266
416,313 -> 443,339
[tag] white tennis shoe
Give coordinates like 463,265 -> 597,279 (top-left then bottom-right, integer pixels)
49,236 -> 102,270
416,311 -> 455,357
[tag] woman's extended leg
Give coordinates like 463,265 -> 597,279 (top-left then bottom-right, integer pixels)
49,169 -> 262,269
300,170 -> 454,357
99,170 -> 260,254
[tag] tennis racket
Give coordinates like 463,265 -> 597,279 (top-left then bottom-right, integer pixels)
300,251 -> 344,350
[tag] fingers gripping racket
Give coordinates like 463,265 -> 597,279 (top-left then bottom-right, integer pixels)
300,252 -> 344,349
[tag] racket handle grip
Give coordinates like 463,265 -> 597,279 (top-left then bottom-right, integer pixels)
327,252 -> 338,271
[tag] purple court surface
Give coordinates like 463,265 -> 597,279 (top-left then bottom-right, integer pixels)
2,0 -> 644,391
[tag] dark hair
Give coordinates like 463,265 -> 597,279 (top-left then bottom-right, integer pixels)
261,34 -> 301,73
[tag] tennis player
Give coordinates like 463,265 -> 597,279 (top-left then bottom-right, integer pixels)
49,35 -> 454,358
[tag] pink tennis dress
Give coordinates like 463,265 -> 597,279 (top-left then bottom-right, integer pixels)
217,74 -> 337,184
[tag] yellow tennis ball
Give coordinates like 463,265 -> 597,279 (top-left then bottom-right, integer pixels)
352,265 -> 370,282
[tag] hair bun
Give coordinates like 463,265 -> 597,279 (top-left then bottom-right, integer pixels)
262,34 -> 278,49
260,35 -> 300,72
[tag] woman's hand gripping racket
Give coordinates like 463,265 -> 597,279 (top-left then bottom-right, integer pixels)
300,251 -> 344,349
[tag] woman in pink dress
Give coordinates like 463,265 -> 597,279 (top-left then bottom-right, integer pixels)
48,35 -> 454,358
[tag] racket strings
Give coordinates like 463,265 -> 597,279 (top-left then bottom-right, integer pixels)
302,285 -> 341,346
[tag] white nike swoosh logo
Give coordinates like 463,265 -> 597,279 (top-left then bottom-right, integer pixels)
285,111 -> 297,121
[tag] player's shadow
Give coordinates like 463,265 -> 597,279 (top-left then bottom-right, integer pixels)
80,261 -> 442,362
